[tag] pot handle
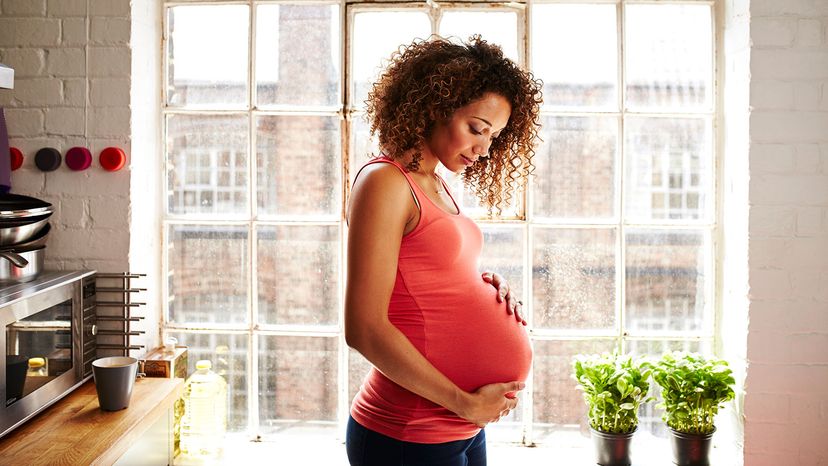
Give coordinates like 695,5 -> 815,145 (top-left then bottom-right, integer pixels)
0,251 -> 29,268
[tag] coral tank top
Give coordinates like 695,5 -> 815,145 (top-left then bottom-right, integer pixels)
349,157 -> 533,443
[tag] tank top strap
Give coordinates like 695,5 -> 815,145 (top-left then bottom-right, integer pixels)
354,156 -> 432,216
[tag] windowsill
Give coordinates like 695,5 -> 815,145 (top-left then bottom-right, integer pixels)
174,432 -> 738,466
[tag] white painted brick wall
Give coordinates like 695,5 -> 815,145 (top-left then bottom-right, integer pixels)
745,0 -> 828,464
0,0 -> 131,276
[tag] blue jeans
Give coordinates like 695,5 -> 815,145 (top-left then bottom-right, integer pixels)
346,416 -> 487,466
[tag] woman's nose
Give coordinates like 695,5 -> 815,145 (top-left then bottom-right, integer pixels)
473,140 -> 491,157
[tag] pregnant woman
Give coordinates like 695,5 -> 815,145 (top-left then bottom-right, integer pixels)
345,35 -> 543,466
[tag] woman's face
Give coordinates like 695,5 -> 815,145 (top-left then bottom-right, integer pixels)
425,92 -> 512,173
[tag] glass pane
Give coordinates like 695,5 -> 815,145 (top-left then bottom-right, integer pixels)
533,116 -> 617,219
167,5 -> 248,108
625,229 -> 710,333
257,225 -> 340,325
348,348 -> 372,404
351,11 -> 431,109
167,114 -> 248,216
256,4 -> 341,107
532,228 -> 616,330
258,336 -> 338,433
625,4 -> 713,111
5,300 -> 73,406
348,113 -> 379,189
167,332 -> 249,432
626,339 -> 710,438
532,339 -> 617,444
439,11 -> 519,62
443,171 -> 520,219
256,115 -> 341,217
532,4 -> 617,109
624,117 -> 712,222
478,224 -> 524,301
168,225 -> 248,325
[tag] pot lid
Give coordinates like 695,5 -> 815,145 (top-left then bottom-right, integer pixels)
0,194 -> 52,215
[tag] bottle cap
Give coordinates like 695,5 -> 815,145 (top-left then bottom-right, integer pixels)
196,360 -> 212,371
9,147 -> 23,170
34,147 -> 61,172
65,146 -> 92,171
99,147 -> 126,171
28,357 -> 45,368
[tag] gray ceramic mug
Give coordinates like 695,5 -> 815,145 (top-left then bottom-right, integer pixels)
92,356 -> 139,411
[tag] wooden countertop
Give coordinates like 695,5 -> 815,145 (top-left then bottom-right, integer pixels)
0,377 -> 184,465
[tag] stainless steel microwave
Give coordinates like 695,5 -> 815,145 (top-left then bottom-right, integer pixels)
0,270 -> 96,439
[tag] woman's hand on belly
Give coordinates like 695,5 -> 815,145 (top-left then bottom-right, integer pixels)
481,271 -> 526,325
455,381 -> 525,427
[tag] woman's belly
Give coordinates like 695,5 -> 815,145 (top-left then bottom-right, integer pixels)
391,277 -> 532,393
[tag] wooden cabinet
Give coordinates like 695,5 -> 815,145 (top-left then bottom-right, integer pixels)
0,377 -> 184,465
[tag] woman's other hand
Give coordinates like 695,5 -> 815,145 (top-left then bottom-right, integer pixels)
481,271 -> 526,325
455,381 -> 524,427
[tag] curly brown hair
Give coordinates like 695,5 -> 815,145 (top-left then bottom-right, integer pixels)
365,35 -> 543,215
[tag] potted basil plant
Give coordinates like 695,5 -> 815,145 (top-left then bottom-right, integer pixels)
572,352 -> 653,466
652,351 -> 736,466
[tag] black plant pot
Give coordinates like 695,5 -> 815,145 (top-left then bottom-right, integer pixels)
590,426 -> 636,466
669,428 -> 715,466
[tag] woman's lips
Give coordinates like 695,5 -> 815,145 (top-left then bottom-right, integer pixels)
461,155 -> 475,166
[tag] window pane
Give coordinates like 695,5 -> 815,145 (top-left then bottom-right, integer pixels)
624,117 -> 712,222
532,4 -> 617,109
167,5 -> 248,108
533,116 -> 618,219
167,114 -> 248,216
351,11 -> 430,109
532,228 -> 616,330
348,112 -> 379,189
257,225 -> 340,325
532,339 -> 616,442
258,336 -> 338,432
625,229 -> 710,333
625,4 -> 713,111
443,172 -> 520,218
167,332 -> 249,432
168,225 -> 248,325
348,349 -> 372,404
256,115 -> 341,217
479,224 -> 524,300
440,10 -> 519,62
256,4 -> 341,107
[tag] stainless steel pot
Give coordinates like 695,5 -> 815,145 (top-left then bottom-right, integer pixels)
0,194 -> 52,219
0,214 -> 49,246
0,247 -> 44,284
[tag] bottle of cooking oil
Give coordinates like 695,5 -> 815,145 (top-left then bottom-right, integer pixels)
27,357 -> 47,377
180,360 -> 227,458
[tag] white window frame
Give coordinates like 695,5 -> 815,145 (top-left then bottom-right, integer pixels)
160,0 -> 722,452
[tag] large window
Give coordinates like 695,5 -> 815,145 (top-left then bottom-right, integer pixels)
162,0 -> 717,450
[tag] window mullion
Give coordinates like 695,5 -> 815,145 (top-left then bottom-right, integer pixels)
248,0 -> 260,439
618,0 -> 627,353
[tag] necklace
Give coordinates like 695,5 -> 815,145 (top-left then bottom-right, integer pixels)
432,174 -> 445,194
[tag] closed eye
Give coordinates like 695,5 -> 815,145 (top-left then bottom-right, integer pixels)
470,126 -> 498,141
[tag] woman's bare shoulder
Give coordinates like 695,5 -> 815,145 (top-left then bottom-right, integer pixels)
352,162 -> 411,199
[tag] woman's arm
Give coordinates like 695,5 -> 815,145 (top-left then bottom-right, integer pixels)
345,164 -> 521,427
